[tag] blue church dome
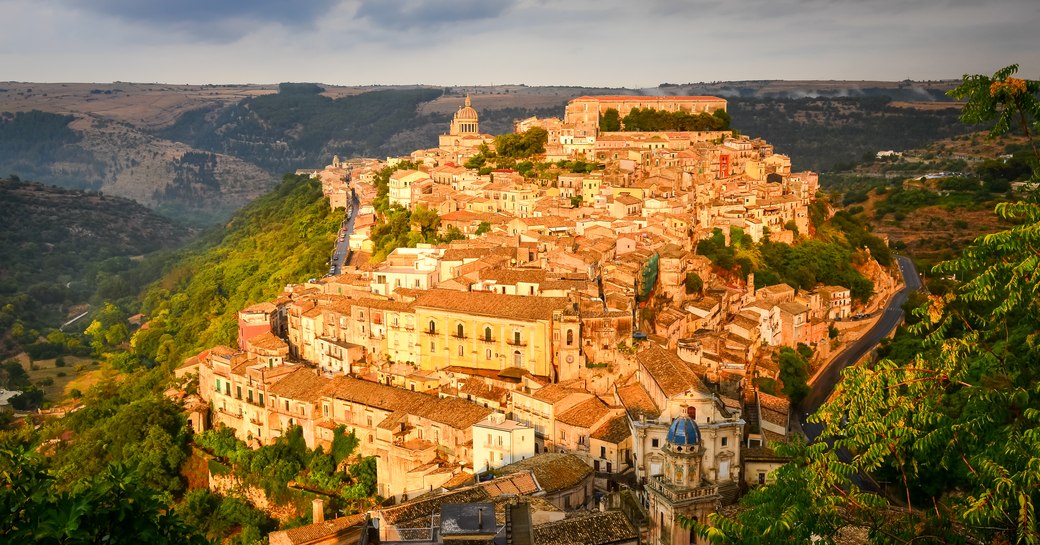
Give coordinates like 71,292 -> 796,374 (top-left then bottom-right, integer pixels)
666,414 -> 701,446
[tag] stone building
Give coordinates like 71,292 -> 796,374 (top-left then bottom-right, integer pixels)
646,412 -> 721,545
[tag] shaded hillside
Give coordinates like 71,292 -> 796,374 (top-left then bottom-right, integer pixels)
727,97 -> 973,171
156,85 -> 563,173
0,110 -> 276,226
0,177 -> 191,354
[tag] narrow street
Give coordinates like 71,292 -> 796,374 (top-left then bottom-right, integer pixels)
329,188 -> 359,276
799,255 -> 924,441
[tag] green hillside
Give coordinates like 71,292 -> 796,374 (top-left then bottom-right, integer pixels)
133,173 -> 340,370
0,176 -> 191,358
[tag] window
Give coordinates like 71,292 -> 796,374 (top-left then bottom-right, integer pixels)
652,438 -> 660,448
323,404 -> 329,416
284,400 -> 290,411
431,341 -> 436,351
600,446 -> 606,459
566,329 -> 574,346
721,437 -> 728,447
485,349 -> 492,360
428,320 -> 436,334
560,430 -> 566,441
247,390 -> 253,403
259,393 -> 264,406
367,416 -> 373,426
513,331 -> 521,344
215,378 -> 221,392
236,386 -> 242,399
225,383 -> 230,396
457,323 -> 464,337
484,327 -> 492,341
458,345 -> 464,356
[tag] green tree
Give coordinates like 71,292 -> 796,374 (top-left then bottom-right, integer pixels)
0,446 -> 207,544
684,272 -> 703,295
949,64 -> 1040,168
600,108 -> 621,132
777,347 -> 810,406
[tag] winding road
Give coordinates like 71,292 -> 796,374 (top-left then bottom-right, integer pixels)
799,255 -> 923,441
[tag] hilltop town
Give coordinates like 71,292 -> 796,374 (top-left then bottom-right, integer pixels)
177,94 -> 901,545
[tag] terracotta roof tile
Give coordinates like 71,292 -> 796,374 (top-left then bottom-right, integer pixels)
412,289 -> 569,322
556,397 -> 609,428
532,510 -> 637,545
497,453 -> 592,494
591,415 -> 631,444
636,344 -> 711,398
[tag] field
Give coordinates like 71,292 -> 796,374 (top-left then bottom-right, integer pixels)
12,352 -> 113,404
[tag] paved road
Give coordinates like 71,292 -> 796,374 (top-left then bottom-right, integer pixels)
329,188 -> 359,276
800,255 -> 923,441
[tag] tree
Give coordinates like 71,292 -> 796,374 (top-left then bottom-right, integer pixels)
684,272 -> 703,295
0,446 -> 207,544
777,347 -> 810,406
600,108 -> 621,132
949,64 -> 1040,169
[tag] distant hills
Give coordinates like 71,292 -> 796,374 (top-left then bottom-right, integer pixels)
0,79 -> 976,224
0,177 -> 190,355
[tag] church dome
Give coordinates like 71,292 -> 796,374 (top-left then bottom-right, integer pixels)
666,414 -> 701,446
455,95 -> 479,121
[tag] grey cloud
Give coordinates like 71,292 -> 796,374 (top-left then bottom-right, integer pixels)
355,0 -> 513,30
61,0 -> 340,39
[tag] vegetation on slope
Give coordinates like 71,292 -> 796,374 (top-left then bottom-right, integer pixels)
133,173 -> 340,370
1,171 -> 349,543
728,96 -> 978,171
695,206 -> 889,304
157,86 -> 445,173
0,176 -> 191,360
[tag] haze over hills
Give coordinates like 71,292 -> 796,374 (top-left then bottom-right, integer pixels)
1,79 -> 974,225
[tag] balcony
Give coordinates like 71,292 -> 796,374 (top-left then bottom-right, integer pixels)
477,336 -> 496,345
645,474 -> 718,503
422,329 -> 437,337
506,338 -> 527,347
451,333 -> 467,340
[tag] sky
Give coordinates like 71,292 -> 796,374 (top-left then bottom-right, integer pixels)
1,0 -> 1037,87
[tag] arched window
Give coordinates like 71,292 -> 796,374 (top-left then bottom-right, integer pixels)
458,345 -> 464,357
457,323 -> 464,338
566,329 -> 574,346
429,320 -> 436,334
484,327 -> 492,341
485,349 -> 492,360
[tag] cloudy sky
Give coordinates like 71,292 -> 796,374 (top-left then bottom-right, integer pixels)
1,0 -> 1037,86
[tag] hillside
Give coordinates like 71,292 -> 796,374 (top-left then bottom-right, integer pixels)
0,177 -> 191,356
0,110 -> 275,225
820,131 -> 1035,284
134,173 -> 342,370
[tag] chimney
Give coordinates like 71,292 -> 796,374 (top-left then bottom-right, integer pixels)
312,498 -> 325,524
